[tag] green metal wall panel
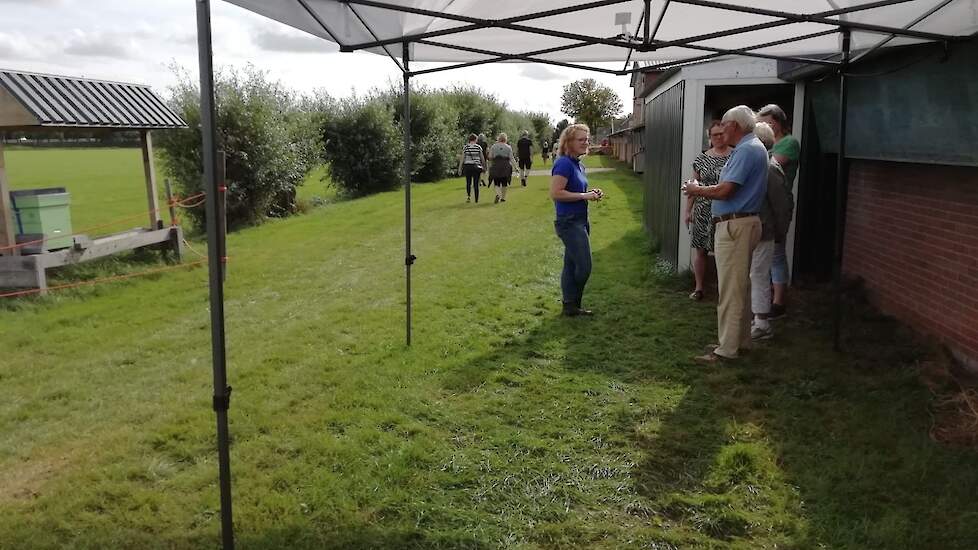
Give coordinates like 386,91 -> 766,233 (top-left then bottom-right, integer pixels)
644,81 -> 684,267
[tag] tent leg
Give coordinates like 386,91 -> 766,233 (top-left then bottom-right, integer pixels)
403,43 -> 415,347
0,137 -> 18,257
195,1 -> 235,548
832,29 -> 852,352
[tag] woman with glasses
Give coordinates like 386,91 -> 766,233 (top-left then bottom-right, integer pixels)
685,120 -> 732,301
550,124 -> 604,316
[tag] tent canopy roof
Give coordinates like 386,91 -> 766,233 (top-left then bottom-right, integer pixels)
226,0 -> 978,73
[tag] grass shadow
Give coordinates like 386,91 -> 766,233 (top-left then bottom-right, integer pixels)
437,213 -> 978,547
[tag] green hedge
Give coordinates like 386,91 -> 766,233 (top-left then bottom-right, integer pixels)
159,66 -> 555,226
158,67 -> 320,231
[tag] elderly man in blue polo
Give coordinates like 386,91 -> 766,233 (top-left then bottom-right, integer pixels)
683,105 -> 767,363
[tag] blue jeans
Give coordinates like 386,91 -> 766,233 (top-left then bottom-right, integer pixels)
554,212 -> 591,306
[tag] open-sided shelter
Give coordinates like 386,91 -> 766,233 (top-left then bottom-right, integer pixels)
0,70 -> 187,290
191,1 -> 978,547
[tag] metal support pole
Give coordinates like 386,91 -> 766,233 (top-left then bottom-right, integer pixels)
195,1 -> 234,548
643,0 -> 651,44
832,29 -> 852,352
403,42 -> 415,347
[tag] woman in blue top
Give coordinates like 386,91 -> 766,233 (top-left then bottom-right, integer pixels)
550,124 -> 604,316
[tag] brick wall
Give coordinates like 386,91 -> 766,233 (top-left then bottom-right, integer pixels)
843,160 -> 978,368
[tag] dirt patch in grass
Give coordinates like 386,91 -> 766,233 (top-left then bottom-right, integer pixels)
0,452 -> 75,503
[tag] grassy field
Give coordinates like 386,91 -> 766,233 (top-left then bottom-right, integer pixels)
1,149 -> 976,549
3,147 -> 335,236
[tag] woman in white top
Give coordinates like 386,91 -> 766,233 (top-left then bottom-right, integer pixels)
458,133 -> 487,203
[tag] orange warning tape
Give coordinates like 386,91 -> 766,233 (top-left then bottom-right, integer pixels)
0,259 -> 207,299
0,192 -> 206,253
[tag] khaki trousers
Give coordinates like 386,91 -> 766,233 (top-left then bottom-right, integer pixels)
713,216 -> 762,358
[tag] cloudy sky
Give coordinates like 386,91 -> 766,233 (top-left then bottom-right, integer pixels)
0,0 -> 635,123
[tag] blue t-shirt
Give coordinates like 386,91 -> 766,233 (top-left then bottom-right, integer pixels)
552,155 -> 588,216
712,133 -> 768,217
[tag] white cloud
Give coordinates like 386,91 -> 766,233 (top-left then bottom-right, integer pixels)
0,0 -> 634,124
0,0 -> 67,4
253,28 -> 337,54
63,30 -> 139,59
0,32 -> 39,59
520,64 -> 564,81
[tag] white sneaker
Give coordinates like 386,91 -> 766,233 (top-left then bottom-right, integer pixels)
751,325 -> 773,340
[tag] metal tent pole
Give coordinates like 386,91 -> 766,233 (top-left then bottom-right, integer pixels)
195,0 -> 234,547
832,29 -> 852,352
403,42 -> 415,346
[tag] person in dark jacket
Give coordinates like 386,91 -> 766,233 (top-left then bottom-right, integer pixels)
516,130 -> 533,186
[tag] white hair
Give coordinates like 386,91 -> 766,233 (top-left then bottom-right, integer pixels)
722,105 -> 757,133
754,122 -> 775,150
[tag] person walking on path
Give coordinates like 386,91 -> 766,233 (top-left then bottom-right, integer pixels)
458,133 -> 487,203
684,121 -> 732,301
683,106 -> 767,363
516,130 -> 533,186
550,123 -> 604,317
757,104 -> 799,320
476,133 -> 490,187
488,133 -> 518,203
541,139 -> 550,165
749,122 -> 794,341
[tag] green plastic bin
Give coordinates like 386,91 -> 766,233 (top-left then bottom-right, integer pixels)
11,188 -> 74,251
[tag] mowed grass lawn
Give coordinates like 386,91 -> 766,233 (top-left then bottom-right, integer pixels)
1,149 -> 977,549
3,147 -> 335,234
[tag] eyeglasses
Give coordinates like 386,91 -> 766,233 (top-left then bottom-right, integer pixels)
709,133 -> 724,138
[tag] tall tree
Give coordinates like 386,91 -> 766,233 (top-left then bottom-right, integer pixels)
560,78 -> 623,133
552,119 -> 569,144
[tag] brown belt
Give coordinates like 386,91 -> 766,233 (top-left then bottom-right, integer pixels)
711,212 -> 758,224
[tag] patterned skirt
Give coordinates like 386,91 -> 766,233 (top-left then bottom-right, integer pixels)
689,197 -> 715,252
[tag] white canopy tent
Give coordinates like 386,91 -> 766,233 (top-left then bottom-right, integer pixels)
224,0 -> 977,66
191,1 -> 978,547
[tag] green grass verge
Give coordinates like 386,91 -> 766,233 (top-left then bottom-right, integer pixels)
4,147 -> 336,237
0,151 -> 976,549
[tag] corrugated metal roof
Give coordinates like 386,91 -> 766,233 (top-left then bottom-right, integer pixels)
0,69 -> 186,129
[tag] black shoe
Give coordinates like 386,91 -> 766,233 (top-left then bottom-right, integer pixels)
562,302 -> 594,317
769,303 -> 786,320
494,196 -> 500,204
575,300 -> 594,316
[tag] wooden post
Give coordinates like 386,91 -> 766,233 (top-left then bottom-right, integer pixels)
140,130 -> 162,230
0,138 -> 19,257
163,178 -> 184,262
164,178 -> 178,227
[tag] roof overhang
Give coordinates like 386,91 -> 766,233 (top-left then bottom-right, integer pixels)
0,70 -> 187,130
